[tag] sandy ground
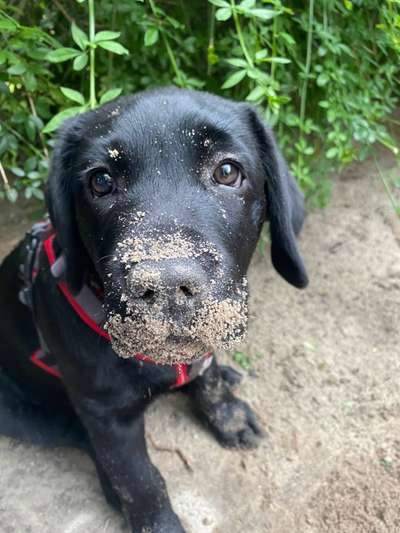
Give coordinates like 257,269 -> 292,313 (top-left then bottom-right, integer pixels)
0,152 -> 399,533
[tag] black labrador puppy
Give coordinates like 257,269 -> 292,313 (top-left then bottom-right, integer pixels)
0,87 -> 308,532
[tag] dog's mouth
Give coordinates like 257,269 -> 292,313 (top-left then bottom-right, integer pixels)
103,282 -> 249,365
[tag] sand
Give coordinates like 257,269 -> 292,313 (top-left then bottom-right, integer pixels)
105,230 -> 247,363
0,148 -> 399,533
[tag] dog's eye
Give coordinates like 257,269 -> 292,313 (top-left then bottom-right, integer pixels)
90,172 -> 115,197
213,162 -> 242,187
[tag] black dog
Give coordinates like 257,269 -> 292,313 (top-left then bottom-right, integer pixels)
0,87 -> 308,532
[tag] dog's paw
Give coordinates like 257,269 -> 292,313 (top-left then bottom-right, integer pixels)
219,365 -> 243,388
203,395 -> 264,449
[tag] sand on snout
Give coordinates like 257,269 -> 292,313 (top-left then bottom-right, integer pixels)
105,227 -> 248,364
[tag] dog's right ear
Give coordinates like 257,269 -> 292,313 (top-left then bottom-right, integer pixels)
47,115 -> 87,294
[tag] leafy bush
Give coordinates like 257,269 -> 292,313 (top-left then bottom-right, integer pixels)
0,0 -> 399,208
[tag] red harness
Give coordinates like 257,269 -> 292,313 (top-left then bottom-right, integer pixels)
26,226 -> 212,389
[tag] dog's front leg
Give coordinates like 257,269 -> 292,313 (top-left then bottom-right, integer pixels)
75,402 -> 184,533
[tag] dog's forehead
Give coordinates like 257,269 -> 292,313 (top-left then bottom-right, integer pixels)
83,89 -> 247,152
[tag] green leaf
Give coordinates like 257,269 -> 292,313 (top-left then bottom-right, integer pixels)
24,71 -> 37,91
24,157 -> 37,173
60,87 -> 85,105
25,118 -> 36,142
215,7 -> 232,21
265,57 -> 290,64
7,63 -> 26,75
240,0 -> 256,7
32,188 -> 45,200
73,52 -> 88,71
47,47 -> 80,63
144,27 -> 159,47
0,20 -> 17,31
221,69 -> 246,89
249,8 -> 279,20
5,188 -> 18,203
98,41 -> 129,55
326,147 -> 338,159
94,31 -> 121,42
42,107 -> 82,134
71,23 -> 88,50
27,171 -> 40,180
208,0 -> 230,7
99,88 -> 123,105
233,351 -> 252,371
226,58 -> 248,68
246,67 -> 268,83
316,73 -> 329,86
10,167 -> 25,177
255,49 -> 267,61
246,85 -> 265,102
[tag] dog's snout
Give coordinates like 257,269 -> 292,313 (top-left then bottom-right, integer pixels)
127,260 -> 206,309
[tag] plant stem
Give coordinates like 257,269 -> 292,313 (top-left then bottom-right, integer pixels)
373,155 -> 400,216
148,0 -> 185,87
0,161 -> 10,190
207,4 -> 216,76
163,33 -> 185,86
270,15 -> 278,80
2,122 -> 43,158
230,0 -> 254,68
51,0 -> 75,24
299,0 -> 314,125
88,0 -> 96,109
108,5 -> 117,84
322,0 -> 328,31
27,94 -> 49,159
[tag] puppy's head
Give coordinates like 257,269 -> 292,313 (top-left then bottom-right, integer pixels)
47,88 -> 308,364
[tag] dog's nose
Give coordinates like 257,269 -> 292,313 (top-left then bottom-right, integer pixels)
127,260 -> 206,310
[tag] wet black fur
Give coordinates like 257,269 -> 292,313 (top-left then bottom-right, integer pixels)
0,87 -> 307,532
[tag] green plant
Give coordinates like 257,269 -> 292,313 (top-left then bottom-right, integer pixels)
232,350 -> 263,370
233,350 -> 253,371
0,6 -> 56,201
43,0 -> 129,132
0,0 -> 399,211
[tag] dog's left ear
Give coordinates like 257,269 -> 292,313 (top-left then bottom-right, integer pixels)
245,106 -> 308,288
46,115 -> 87,294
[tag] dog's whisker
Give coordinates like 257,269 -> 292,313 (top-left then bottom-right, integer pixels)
97,254 -> 115,264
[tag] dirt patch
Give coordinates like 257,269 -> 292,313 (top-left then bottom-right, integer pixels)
305,452 -> 400,532
0,149 -> 399,532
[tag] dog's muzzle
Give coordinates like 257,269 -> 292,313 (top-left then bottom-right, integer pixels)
103,230 -> 249,364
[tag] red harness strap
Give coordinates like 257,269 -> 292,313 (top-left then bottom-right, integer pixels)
43,234 -> 110,341
30,232 -> 212,389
